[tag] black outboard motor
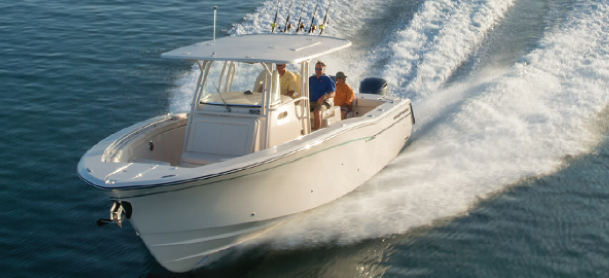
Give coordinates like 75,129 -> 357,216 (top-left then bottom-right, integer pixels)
359,77 -> 388,96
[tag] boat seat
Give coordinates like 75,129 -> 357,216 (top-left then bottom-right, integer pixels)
311,105 -> 342,128
181,114 -> 261,166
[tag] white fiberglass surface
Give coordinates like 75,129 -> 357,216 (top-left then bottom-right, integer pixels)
201,91 -> 263,106
169,0 -> 609,250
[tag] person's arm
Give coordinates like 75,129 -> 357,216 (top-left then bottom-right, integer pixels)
346,86 -> 354,105
328,76 -> 337,98
317,91 -> 336,104
322,76 -> 336,102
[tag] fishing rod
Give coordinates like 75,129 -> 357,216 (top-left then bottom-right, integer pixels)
308,0 -> 321,34
271,0 -> 281,32
295,0 -> 307,33
319,2 -> 330,35
283,0 -> 295,32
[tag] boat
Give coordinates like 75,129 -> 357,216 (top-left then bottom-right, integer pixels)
77,33 -> 415,272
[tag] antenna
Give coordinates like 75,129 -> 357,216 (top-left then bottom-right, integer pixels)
213,6 -> 217,56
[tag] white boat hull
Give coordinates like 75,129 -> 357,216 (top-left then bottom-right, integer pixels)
78,33 -> 415,273
79,96 -> 413,272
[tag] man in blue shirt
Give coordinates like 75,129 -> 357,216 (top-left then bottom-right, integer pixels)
309,61 -> 336,130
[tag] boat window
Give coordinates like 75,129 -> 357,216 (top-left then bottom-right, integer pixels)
200,62 -> 281,107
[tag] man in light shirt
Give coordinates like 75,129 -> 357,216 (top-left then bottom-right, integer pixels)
255,64 -> 300,98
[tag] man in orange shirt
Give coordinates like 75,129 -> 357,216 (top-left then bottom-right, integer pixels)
333,71 -> 354,119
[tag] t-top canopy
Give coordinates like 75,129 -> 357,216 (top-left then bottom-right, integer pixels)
161,34 -> 351,64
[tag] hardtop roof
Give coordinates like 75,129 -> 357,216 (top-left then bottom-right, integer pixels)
161,34 -> 351,64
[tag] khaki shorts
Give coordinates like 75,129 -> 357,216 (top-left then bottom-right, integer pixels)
310,99 -> 333,112
340,104 -> 352,114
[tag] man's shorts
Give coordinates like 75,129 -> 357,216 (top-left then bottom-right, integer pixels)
340,104 -> 352,114
310,99 -> 333,112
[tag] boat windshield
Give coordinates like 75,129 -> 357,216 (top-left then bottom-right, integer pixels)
200,62 -> 280,107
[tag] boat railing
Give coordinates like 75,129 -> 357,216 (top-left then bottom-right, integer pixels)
281,96 -> 310,125
192,110 -> 262,118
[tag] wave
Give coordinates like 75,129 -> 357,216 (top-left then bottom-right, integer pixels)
169,0 -> 609,249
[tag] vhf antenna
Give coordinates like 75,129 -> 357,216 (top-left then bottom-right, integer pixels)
213,6 -> 217,56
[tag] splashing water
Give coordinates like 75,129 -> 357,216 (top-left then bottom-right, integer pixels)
169,0 -> 609,249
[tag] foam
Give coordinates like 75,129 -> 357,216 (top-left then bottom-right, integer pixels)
256,0 -> 609,248
383,0 -> 517,100
169,0 -> 609,248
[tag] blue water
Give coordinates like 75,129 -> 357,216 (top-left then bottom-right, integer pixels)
2,0 -> 609,277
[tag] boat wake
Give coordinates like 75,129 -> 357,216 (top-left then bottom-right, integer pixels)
170,0 -> 609,251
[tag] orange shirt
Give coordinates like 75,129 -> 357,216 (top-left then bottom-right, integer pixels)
334,82 -> 354,106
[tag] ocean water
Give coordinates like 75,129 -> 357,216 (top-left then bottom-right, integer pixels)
2,0 -> 609,277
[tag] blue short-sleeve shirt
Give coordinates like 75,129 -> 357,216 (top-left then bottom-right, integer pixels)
309,74 -> 336,102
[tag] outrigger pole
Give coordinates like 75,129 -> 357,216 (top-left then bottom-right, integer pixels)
282,0 -> 295,32
271,0 -> 281,32
308,0 -> 321,34
295,0 -> 307,33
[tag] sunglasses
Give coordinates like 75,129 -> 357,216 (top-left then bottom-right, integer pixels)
315,68 -> 323,70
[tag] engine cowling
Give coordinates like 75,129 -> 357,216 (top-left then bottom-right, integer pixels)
359,77 -> 388,96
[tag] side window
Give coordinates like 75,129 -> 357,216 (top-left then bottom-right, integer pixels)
229,62 -> 266,93
198,62 -> 296,105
